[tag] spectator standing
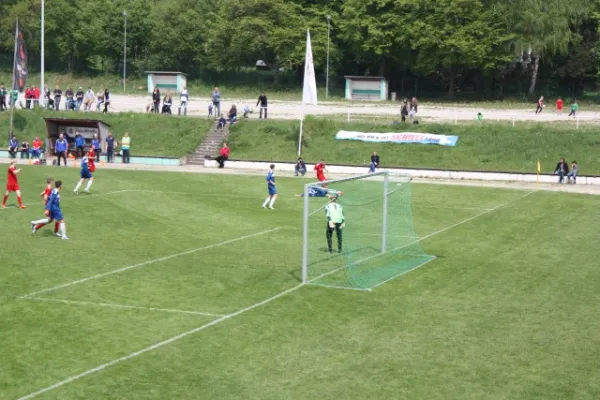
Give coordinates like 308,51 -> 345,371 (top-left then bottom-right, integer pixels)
55,134 -> 68,166
103,88 -> 111,113
400,98 -> 409,122
74,131 -> 85,159
65,87 -> 74,110
32,85 -> 40,108
535,96 -> 544,114
9,135 -> 19,158
91,134 -> 101,162
162,93 -> 172,114
211,87 -> 221,117
567,161 -> 578,184
568,100 -> 578,118
25,87 -> 32,109
295,157 -> 307,176
369,151 -> 380,173
10,89 -> 18,108
43,85 -> 52,109
75,87 -> 84,110
121,132 -> 131,164
409,97 -> 419,124
53,86 -> 62,110
105,132 -> 116,163
179,86 -> 189,116
215,142 -> 230,168
96,89 -> 104,112
20,140 -> 29,159
257,91 -> 268,119
554,158 -> 569,183
0,84 -> 7,112
556,97 -> 563,115
84,87 -> 94,111
152,87 -> 161,113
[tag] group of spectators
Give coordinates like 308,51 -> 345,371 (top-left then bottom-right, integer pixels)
400,97 -> 419,124
8,131 -> 131,165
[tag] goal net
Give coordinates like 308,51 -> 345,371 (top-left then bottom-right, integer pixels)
301,171 -> 435,290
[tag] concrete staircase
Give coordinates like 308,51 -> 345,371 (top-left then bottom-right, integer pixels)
186,121 -> 229,165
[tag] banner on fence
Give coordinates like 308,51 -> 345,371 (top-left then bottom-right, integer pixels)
335,131 -> 459,147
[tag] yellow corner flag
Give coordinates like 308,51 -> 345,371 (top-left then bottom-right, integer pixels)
537,160 -> 541,185
537,160 -> 541,174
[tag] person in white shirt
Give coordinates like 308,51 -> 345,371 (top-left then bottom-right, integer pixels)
179,87 -> 189,116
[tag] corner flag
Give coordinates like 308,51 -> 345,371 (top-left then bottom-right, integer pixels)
302,29 -> 317,106
537,160 -> 541,173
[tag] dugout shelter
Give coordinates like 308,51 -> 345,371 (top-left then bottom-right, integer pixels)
145,71 -> 187,94
344,76 -> 388,101
43,117 -> 110,156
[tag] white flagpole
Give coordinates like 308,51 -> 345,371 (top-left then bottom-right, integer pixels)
9,18 -> 18,141
41,0 -> 45,108
298,29 -> 318,157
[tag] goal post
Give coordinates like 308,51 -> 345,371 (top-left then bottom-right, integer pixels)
301,171 -> 435,290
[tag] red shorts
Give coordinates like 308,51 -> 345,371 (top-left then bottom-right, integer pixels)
317,175 -> 326,182
6,183 -> 20,192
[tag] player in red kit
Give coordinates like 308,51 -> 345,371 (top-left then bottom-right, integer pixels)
32,177 -> 60,235
41,177 -> 54,204
2,160 -> 26,209
87,147 -> 96,173
314,159 -> 327,183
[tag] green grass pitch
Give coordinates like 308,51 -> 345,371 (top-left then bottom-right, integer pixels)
1,165 -> 600,399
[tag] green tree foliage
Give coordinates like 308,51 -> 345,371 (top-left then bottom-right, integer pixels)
0,0 -> 598,98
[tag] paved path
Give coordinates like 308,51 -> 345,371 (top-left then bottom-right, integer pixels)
3,157 -> 599,196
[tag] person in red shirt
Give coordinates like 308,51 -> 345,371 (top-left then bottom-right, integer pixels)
556,97 -> 564,115
33,85 -> 40,108
2,160 -> 26,209
87,147 -> 96,172
215,142 -> 230,168
32,177 -> 60,235
40,177 -> 54,205
31,137 -> 42,158
314,159 -> 327,182
25,87 -> 32,110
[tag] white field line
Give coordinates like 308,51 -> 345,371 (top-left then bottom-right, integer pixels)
20,297 -> 224,317
21,228 -> 280,298
308,190 -> 537,287
370,257 -> 438,290
15,191 -> 537,400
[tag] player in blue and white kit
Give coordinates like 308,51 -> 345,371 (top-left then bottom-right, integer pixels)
43,180 -> 69,239
262,164 -> 277,209
73,153 -> 94,194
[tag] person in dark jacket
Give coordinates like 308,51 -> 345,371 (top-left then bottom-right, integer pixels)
9,135 -> 18,158
554,158 -> 569,184
400,98 -> 409,123
152,87 -> 161,113
257,91 -> 268,119
55,133 -> 68,167
369,151 -> 380,173
294,157 -> 306,176
103,88 -> 111,114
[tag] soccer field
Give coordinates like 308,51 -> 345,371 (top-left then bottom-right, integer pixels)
1,165 -> 600,400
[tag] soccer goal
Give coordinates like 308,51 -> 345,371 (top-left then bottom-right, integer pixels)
301,171 -> 435,290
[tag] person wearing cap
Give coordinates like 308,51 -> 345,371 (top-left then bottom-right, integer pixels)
325,192 -> 345,254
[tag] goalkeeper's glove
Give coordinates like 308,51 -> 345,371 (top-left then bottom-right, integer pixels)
328,221 -> 335,229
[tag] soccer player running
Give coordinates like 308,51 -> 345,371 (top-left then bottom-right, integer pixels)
2,160 -> 26,209
42,180 -> 68,239
325,193 -> 345,254
262,164 -> 277,209
31,178 -> 61,236
73,152 -> 94,194
314,159 -> 327,185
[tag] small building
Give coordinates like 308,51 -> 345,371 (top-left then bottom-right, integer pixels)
145,71 -> 187,94
43,118 -> 110,155
344,76 -> 388,101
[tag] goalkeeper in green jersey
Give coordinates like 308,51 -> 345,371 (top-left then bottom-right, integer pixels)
325,193 -> 345,254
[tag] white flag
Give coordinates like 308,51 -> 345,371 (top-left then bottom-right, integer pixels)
302,29 -> 318,106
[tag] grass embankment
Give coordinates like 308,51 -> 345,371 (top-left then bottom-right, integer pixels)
228,118 -> 600,175
0,109 -> 212,157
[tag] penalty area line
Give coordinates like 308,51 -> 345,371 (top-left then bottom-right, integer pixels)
20,227 -> 280,298
20,297 -> 224,317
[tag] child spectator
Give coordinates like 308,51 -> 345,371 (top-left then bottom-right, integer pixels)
556,97 -> 563,115
208,104 -> 214,117
567,161 -> 578,184
554,158 -> 569,184
568,100 -> 578,118
217,114 -> 226,129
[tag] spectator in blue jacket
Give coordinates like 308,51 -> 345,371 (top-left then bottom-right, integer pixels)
92,134 -> 101,162
55,133 -> 68,167
74,131 -> 85,159
9,135 -> 18,158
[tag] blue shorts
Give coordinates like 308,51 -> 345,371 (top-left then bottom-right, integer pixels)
49,210 -> 63,221
268,186 -> 277,196
81,171 -> 92,180
369,162 -> 376,172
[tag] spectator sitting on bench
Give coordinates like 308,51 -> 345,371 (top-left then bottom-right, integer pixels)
567,160 -> 578,184
554,158 -> 569,184
9,135 -> 18,158
20,140 -> 29,159
31,137 -> 43,159
217,114 -> 226,129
